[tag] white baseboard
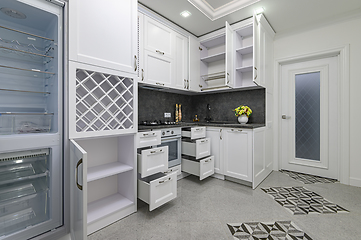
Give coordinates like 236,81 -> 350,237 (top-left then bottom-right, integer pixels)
349,177 -> 361,187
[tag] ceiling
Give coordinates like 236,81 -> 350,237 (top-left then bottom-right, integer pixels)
138,0 -> 361,37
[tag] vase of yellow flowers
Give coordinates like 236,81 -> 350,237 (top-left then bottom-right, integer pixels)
233,105 -> 252,124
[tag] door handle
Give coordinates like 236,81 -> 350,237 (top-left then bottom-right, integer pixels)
75,158 -> 83,191
141,69 -> 144,81
134,55 -> 137,71
282,114 -> 291,119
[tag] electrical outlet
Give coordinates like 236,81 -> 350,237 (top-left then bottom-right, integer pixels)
164,112 -> 171,118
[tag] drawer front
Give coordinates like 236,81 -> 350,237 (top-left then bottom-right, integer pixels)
196,138 -> 211,159
163,164 -> 181,176
200,156 -> 215,180
137,130 -> 161,148
191,127 -> 206,139
182,127 -> 206,139
149,171 -> 177,211
138,146 -> 168,178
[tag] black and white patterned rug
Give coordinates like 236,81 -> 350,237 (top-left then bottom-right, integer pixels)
261,186 -> 349,215
279,169 -> 338,184
227,221 -> 312,239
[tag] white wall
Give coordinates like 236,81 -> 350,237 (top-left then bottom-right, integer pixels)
273,16 -> 361,187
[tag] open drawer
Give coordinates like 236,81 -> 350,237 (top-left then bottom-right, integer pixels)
138,171 -> 177,211
182,155 -> 214,180
137,146 -> 168,178
182,127 -> 206,140
136,130 -> 161,148
181,137 -> 210,159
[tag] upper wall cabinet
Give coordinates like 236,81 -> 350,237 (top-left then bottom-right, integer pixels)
138,13 -> 189,90
69,0 -> 138,75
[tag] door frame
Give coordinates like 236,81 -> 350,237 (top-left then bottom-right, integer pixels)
274,45 -> 350,184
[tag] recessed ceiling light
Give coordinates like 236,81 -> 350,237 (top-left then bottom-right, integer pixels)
180,10 -> 191,18
255,7 -> 265,14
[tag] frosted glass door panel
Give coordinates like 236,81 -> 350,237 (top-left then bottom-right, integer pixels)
295,72 -> 320,161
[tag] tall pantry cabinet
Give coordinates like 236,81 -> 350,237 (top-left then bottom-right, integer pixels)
68,0 -> 138,239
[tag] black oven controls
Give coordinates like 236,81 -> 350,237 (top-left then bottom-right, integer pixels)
171,130 -> 174,134
162,132 -> 165,135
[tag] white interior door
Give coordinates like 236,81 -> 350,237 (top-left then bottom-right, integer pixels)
281,56 -> 338,179
70,140 -> 87,240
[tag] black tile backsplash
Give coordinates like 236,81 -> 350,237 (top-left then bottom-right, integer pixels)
138,88 -> 265,124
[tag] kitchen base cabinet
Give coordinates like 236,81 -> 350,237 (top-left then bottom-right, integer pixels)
138,171 -> 177,211
224,129 -> 253,182
182,156 -> 214,180
206,127 -> 272,189
70,135 -> 136,238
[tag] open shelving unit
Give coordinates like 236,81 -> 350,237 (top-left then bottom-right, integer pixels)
74,135 -> 136,235
199,35 -> 228,91
233,25 -> 256,88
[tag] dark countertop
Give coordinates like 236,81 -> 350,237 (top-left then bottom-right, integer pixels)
138,122 -> 265,131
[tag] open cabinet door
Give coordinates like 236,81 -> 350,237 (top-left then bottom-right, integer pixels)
70,140 -> 87,240
253,14 -> 260,86
189,36 -> 201,91
225,21 -> 233,87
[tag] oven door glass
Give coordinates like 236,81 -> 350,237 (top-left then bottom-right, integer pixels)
159,137 -> 181,168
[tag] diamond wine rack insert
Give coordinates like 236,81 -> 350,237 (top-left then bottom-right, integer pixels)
75,69 -> 134,133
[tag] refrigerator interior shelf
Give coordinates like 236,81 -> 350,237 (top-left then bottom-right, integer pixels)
0,148 -> 49,162
0,65 -> 55,77
0,88 -> 50,95
0,25 -> 54,42
0,46 -> 54,64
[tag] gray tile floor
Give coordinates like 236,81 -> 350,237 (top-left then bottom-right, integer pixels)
88,171 -> 361,240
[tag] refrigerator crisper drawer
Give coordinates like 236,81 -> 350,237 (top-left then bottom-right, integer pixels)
0,114 -> 52,135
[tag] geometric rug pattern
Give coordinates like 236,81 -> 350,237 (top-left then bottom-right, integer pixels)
279,169 -> 338,184
227,221 -> 313,239
261,186 -> 349,215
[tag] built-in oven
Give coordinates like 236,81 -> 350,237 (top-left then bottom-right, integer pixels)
158,128 -> 181,168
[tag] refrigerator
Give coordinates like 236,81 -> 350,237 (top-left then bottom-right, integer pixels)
0,0 -> 64,239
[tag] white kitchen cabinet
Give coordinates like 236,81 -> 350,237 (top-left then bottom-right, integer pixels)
175,33 -> 189,90
68,62 -> 137,139
137,146 -> 168,178
223,129 -> 253,182
136,130 -> 161,148
182,155 -> 215,180
189,36 -> 201,92
182,138 -> 211,160
140,15 -> 175,87
69,0 -> 137,74
206,128 -> 224,175
138,171 -> 177,211
182,127 -> 206,139
70,135 -> 136,236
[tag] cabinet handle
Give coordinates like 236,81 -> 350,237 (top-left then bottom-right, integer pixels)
205,159 -> 212,163
75,158 -> 83,191
187,80 -> 189,89
194,128 -> 202,131
164,169 -> 174,174
142,132 -> 156,137
150,149 -> 163,154
199,47 -> 202,51
134,55 -> 137,71
200,139 -> 208,143
220,129 -> 222,140
231,129 -> 243,132
141,69 -> 144,81
159,177 -> 172,184
156,50 -> 165,55
254,67 -> 257,80
184,79 -> 187,89
156,82 -> 165,86
199,84 -> 202,88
